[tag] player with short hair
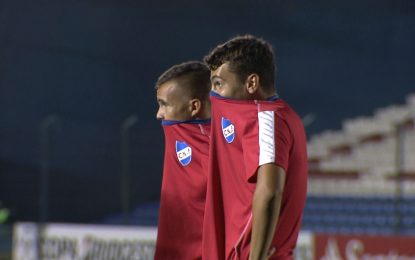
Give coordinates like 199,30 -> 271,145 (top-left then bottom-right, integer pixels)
202,35 -> 308,260
154,61 -> 211,259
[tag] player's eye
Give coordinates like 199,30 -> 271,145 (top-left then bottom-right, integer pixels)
213,80 -> 223,88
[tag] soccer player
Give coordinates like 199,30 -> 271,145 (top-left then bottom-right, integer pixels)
202,35 -> 308,260
154,61 -> 211,259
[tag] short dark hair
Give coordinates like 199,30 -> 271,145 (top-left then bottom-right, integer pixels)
155,61 -> 211,101
204,35 -> 276,92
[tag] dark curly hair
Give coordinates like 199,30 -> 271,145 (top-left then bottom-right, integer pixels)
155,61 -> 211,101
204,35 -> 276,92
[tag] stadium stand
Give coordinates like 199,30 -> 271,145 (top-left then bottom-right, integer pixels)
304,93 -> 415,235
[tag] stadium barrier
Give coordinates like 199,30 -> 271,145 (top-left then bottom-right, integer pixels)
315,233 -> 415,259
12,222 -> 415,259
12,222 -> 156,260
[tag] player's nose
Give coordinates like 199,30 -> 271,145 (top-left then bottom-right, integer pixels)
211,83 -> 216,92
156,108 -> 164,120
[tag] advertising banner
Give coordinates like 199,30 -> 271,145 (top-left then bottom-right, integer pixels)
315,233 -> 415,260
17,223 -> 415,260
294,231 -> 314,260
12,222 -> 157,260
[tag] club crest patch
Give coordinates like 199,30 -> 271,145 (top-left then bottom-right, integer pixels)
221,117 -> 235,143
176,141 -> 192,166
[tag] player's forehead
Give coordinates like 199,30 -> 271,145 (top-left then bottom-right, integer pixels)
157,80 -> 177,96
157,79 -> 187,102
211,62 -> 235,80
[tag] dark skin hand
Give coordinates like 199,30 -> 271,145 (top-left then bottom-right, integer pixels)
249,164 -> 286,260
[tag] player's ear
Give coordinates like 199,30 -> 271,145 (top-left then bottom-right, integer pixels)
189,99 -> 201,118
245,73 -> 260,95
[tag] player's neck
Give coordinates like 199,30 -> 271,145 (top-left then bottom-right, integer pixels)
249,90 -> 277,101
195,104 -> 211,120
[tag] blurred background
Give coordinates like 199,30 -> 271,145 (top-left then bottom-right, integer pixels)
1,0 -> 415,259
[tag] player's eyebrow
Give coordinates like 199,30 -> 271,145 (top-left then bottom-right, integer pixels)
211,75 -> 222,81
157,98 -> 167,105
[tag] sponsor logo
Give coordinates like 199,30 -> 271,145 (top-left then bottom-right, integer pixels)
176,141 -> 192,166
221,117 -> 235,143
